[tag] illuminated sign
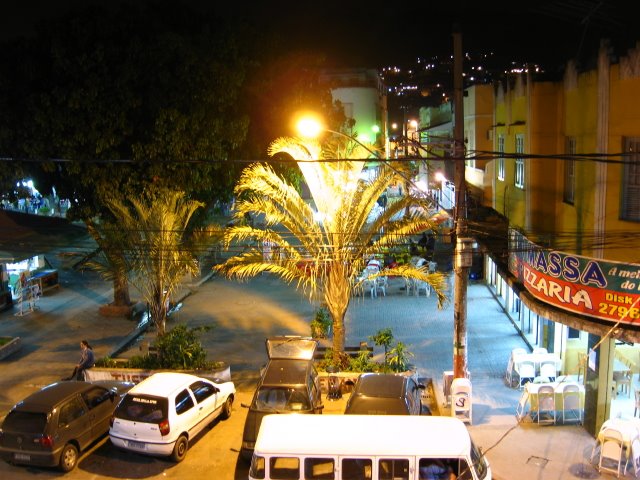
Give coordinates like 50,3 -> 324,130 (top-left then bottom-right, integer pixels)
509,232 -> 640,325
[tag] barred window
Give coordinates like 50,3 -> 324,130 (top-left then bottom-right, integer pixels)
515,135 -> 525,189
621,137 -> 640,221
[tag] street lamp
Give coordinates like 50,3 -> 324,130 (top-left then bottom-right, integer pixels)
295,117 -> 381,160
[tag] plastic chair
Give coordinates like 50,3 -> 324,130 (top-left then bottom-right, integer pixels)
539,361 -> 557,383
614,370 -> 632,397
598,428 -> 625,477
516,360 -> 536,388
631,436 -> 640,477
536,385 -> 556,424
414,279 -> 430,297
635,389 -> 640,417
375,276 -> 387,297
560,383 -> 582,424
532,347 -> 548,355
361,279 -> 376,298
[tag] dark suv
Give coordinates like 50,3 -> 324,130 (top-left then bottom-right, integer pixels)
0,380 -> 134,472
344,373 -> 430,415
240,336 -> 324,461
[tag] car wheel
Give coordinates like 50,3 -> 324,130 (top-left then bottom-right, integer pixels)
171,435 -> 189,462
59,443 -> 78,472
221,396 -> 233,420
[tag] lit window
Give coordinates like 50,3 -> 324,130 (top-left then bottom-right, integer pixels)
515,135 -> 525,189
497,135 -> 505,181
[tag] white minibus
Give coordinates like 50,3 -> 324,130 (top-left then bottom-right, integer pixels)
249,414 -> 491,480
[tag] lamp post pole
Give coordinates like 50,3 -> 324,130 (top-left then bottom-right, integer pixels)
452,25 -> 469,380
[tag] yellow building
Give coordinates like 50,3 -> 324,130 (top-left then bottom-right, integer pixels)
483,42 -> 640,435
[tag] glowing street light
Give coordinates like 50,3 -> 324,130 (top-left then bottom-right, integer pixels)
295,116 -> 381,159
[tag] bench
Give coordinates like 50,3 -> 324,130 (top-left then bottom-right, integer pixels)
314,344 -> 374,361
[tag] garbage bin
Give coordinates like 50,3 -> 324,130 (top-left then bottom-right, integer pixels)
326,366 -> 342,400
451,377 -> 472,424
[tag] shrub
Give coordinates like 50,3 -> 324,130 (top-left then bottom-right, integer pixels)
95,324 -> 220,370
310,306 -> 331,339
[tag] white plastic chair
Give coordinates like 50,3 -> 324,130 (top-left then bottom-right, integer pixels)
532,347 -> 548,355
560,383 -> 582,424
539,361 -> 557,383
634,388 -> 640,417
516,360 -> 536,388
375,276 -> 387,297
631,436 -> 640,477
536,385 -> 556,424
598,428 -> 625,477
362,279 -> 376,298
414,279 -> 430,297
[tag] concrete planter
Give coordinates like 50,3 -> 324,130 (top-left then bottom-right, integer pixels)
84,362 -> 231,385
0,337 -> 22,360
317,368 -> 417,394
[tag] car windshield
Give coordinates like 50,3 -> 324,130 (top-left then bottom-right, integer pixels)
2,411 -> 47,433
254,387 -> 310,411
115,394 -> 169,422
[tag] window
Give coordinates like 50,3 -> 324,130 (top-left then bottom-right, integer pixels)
621,137 -> 640,221
304,457 -> 335,479
563,137 -> 576,204
342,458 -> 372,480
497,135 -> 505,181
379,458 -> 409,480
58,397 -> 86,427
568,328 -> 581,339
270,456 -> 299,480
515,134 -> 525,188
175,390 -> 195,415
190,381 -> 216,403
250,456 -> 266,479
82,386 -> 110,409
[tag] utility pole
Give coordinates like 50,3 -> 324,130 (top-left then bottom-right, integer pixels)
452,25 -> 469,379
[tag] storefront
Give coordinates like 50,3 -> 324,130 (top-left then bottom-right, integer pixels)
483,230 -> 640,436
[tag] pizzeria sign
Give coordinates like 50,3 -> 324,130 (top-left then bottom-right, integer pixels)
509,232 -> 640,325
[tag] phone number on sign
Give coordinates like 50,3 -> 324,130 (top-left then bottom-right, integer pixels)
598,303 -> 640,319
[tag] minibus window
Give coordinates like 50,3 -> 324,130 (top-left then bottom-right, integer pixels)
379,458 -> 409,480
250,455 -> 265,479
418,458 -> 459,479
304,457 -> 335,479
470,442 -> 488,479
270,456 -> 300,479
342,458 -> 372,480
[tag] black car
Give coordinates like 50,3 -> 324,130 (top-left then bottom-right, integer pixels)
344,373 -> 430,415
0,380 -> 134,472
240,336 -> 324,461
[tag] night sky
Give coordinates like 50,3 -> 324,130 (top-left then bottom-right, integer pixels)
3,0 -> 640,69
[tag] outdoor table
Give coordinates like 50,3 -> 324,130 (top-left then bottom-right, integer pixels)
516,381 -> 585,422
593,417 -> 640,463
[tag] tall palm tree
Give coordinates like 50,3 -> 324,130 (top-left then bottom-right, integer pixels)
217,136 -> 447,354
101,191 -> 212,335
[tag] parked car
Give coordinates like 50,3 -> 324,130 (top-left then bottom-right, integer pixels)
344,373 -> 430,415
109,372 -> 235,462
240,336 -> 324,461
0,380 -> 134,472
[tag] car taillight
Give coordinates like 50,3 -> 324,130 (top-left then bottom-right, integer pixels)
38,435 -> 54,448
158,419 -> 170,436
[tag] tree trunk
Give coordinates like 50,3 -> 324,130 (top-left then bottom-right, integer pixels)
151,286 -> 167,335
112,269 -> 131,307
324,265 -> 350,353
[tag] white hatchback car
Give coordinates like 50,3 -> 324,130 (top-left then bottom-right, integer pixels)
109,372 -> 235,462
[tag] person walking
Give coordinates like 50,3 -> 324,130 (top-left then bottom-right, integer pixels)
65,340 -> 95,381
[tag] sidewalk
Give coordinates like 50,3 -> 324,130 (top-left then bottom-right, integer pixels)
0,263 -> 609,479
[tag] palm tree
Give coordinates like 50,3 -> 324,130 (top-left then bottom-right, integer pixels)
100,190 -> 216,335
217,136 -> 448,354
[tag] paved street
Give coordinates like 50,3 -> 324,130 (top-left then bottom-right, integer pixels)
0,254 -> 604,479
